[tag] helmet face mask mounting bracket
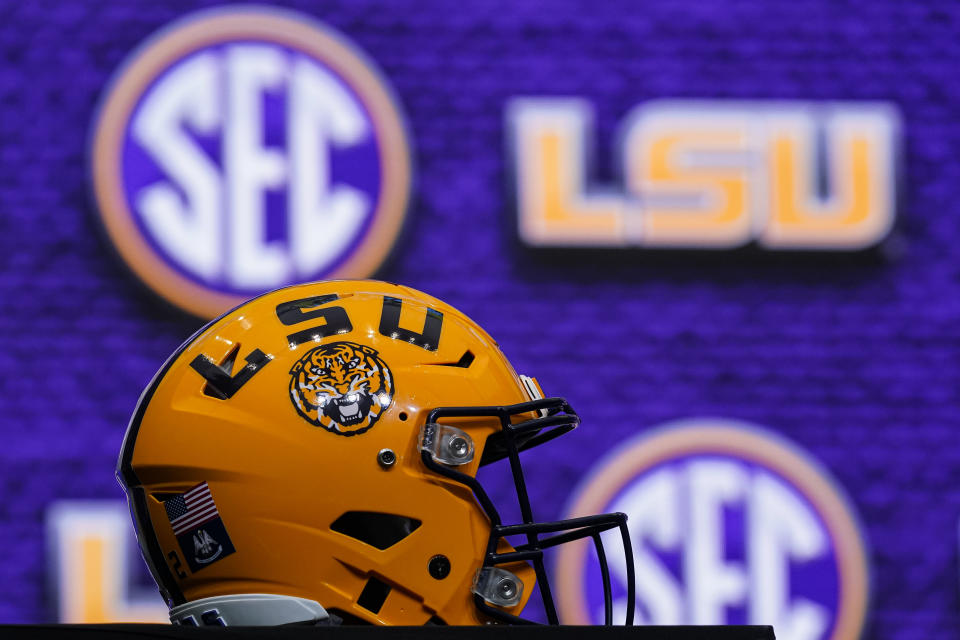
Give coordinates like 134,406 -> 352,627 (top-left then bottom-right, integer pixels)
419,397 -> 636,626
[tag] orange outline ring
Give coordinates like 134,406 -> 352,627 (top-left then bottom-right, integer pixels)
90,7 -> 412,318
555,419 -> 869,638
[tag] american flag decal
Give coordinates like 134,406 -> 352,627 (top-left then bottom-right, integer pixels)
164,482 -> 220,535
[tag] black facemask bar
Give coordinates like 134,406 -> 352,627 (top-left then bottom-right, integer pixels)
419,397 -> 636,625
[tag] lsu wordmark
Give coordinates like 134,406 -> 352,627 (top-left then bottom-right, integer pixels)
508,99 -> 899,250
555,420 -> 869,640
46,501 -> 168,623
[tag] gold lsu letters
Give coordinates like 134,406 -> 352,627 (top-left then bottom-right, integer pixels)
508,99 -> 899,250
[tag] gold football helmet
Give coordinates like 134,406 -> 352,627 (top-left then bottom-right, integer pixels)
118,280 -> 634,626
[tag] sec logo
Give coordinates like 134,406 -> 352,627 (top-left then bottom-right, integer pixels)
90,7 -> 412,318
556,419 -> 869,640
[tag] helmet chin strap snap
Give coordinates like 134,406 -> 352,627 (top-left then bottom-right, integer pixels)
170,594 -> 334,627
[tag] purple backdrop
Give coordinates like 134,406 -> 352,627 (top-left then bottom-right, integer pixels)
0,0 -> 957,636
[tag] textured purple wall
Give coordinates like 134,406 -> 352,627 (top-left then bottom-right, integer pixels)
0,0 -> 957,635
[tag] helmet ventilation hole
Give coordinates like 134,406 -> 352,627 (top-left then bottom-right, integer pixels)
428,554 -> 451,580
330,511 -> 421,550
201,344 -> 241,399
398,412 -> 408,421
434,350 -> 474,368
357,576 -> 391,614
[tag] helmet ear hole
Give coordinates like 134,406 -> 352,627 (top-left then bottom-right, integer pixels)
330,511 -> 422,550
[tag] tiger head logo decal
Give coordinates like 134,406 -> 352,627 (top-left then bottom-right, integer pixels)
289,342 -> 394,436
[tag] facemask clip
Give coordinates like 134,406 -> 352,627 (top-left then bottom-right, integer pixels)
472,567 -> 523,608
420,423 -> 475,466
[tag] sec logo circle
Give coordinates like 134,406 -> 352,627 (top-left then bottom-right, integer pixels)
90,7 -> 412,318
556,419 -> 869,640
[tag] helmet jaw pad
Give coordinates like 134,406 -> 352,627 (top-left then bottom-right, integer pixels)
170,593 -> 334,626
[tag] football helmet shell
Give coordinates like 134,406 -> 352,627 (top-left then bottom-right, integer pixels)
118,280 -> 633,625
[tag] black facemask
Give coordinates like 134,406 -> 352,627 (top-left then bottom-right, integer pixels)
419,397 -> 636,625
